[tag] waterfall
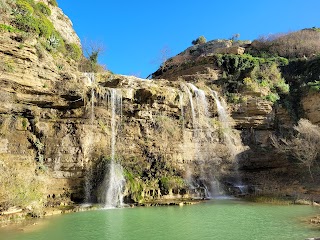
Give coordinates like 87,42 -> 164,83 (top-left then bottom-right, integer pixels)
84,167 -> 93,204
104,89 -> 125,208
181,83 -> 219,198
211,90 -> 244,185
83,72 -> 95,125
187,83 -> 208,119
211,90 -> 240,157
83,73 -> 95,204
183,84 -> 196,128
179,92 -> 185,131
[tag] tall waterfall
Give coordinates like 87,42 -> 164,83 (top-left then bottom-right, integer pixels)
104,89 -> 125,208
181,83 -> 219,198
83,72 -> 95,124
187,83 -> 209,119
83,72 -> 95,204
211,90 -> 244,185
211,90 -> 241,158
179,92 -> 185,132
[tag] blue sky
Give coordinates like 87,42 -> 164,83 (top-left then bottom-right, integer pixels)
57,0 -> 320,78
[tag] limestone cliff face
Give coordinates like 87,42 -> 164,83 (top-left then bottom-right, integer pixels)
35,0 -> 81,45
0,17 -> 241,206
1,2 -> 320,214
302,92 -> 320,125
151,39 -> 320,197
0,51 -> 239,205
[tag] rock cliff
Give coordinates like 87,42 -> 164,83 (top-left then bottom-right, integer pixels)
1,0 -> 320,218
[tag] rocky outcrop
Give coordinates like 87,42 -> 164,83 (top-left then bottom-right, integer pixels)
0,24 -> 240,206
302,92 -> 320,125
48,6 -> 81,46
1,1 -> 320,219
150,36 -> 320,200
151,39 -> 250,81
34,0 -> 81,45
232,97 -> 274,129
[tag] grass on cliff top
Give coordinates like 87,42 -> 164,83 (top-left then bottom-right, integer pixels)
247,28 -> 320,59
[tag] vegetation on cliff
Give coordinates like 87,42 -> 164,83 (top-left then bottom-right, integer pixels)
0,0 -> 83,67
0,0 -> 320,223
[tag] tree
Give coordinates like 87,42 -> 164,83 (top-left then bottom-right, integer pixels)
159,45 -> 171,70
192,36 -> 207,45
286,119 -> 320,180
80,40 -> 105,72
150,45 -> 171,73
230,33 -> 240,41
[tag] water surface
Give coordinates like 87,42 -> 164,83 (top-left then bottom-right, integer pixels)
1,199 -> 319,240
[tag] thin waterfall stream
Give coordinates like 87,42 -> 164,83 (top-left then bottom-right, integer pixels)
104,89 -> 125,208
83,72 -> 95,204
211,90 -> 238,156
182,83 -> 220,198
211,90 -> 245,186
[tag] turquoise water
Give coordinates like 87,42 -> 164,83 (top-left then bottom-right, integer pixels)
1,199 -> 320,240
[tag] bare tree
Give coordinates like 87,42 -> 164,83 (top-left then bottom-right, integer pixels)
150,45 -> 172,73
286,119 -> 320,180
230,33 -> 240,41
159,45 -> 171,71
80,39 -> 105,72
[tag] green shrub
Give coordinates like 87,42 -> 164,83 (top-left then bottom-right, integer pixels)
0,23 -> 20,33
214,54 -> 260,74
250,62 -> 289,95
13,0 -> 55,38
37,14 -> 54,38
192,35 -> 207,45
160,176 -> 185,194
243,77 -> 259,91
48,0 -> 58,7
123,169 -> 144,202
259,79 -> 269,87
35,2 -> 51,16
15,0 -> 34,16
44,32 -> 66,54
307,81 -> 320,92
265,93 -> 279,103
54,32 -> 66,53
13,14 -> 40,35
226,93 -> 238,103
66,43 -> 82,61
275,79 -> 290,94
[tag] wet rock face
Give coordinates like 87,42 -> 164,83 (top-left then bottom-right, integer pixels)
0,51 -> 239,204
